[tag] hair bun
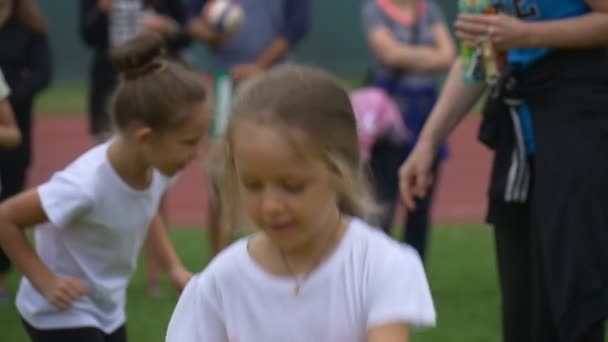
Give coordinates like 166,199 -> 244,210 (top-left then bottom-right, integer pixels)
111,32 -> 166,80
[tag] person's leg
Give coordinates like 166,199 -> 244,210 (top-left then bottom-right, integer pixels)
530,208 -> 560,342
0,159 -> 28,301
576,320 -> 605,342
21,319 -> 106,342
489,200 -> 534,342
402,162 -> 441,261
369,140 -> 408,235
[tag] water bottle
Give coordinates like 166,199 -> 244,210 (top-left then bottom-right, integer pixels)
109,0 -> 145,50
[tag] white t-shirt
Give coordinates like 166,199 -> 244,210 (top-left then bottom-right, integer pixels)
166,218 -> 436,342
16,141 -> 174,334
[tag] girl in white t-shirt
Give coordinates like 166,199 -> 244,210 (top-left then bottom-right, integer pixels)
166,64 -> 436,342
0,32 -> 209,342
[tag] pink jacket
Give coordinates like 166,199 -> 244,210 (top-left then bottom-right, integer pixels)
350,87 -> 410,162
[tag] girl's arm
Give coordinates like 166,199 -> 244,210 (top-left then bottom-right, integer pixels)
0,190 -> 88,309
368,323 -> 410,342
367,22 -> 456,73
0,99 -> 21,148
146,214 -> 192,291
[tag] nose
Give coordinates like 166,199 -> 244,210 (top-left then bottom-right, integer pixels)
260,187 -> 285,217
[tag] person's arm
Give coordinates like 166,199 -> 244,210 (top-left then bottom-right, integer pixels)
11,33 -> 52,104
230,0 -> 311,81
367,22 -> 456,73
398,59 -> 485,208
416,59 -> 485,152
146,215 -> 192,291
525,8 -> 608,48
254,0 -> 311,69
163,0 -> 192,51
79,0 -> 110,48
0,189 -> 89,309
186,0 -> 224,45
368,323 -> 410,342
457,0 -> 608,51
0,99 -> 21,148
0,70 -> 21,148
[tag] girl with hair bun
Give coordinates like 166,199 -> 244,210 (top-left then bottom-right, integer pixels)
0,32 -> 209,342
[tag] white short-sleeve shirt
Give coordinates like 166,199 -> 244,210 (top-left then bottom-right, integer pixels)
16,141 -> 175,334
166,218 -> 436,342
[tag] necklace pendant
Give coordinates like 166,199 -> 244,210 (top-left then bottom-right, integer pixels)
293,285 -> 300,296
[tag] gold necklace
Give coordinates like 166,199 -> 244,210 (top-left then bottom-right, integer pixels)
279,215 -> 343,296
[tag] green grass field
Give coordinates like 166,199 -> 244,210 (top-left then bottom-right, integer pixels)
0,224 -> 503,342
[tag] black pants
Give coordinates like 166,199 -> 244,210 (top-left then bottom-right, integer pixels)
22,319 -> 127,342
490,199 -> 605,342
0,158 -> 28,274
369,140 -> 440,261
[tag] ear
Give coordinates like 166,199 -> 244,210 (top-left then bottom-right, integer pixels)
133,126 -> 154,146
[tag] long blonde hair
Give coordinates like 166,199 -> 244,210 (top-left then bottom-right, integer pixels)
218,64 -> 381,240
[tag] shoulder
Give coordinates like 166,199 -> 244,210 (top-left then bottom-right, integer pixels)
196,239 -> 249,285
41,143 -> 110,196
349,218 -> 424,272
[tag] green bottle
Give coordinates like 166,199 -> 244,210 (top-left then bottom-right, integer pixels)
458,0 -> 492,85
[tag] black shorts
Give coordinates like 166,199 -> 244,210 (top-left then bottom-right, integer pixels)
22,319 -> 127,342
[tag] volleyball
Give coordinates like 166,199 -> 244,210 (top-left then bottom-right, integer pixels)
202,0 -> 245,34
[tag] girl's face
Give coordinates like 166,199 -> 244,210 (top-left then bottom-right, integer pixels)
232,121 -> 340,252
0,0 -> 13,27
140,103 -> 209,176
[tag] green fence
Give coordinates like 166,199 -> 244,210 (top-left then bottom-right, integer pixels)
39,0 -> 458,83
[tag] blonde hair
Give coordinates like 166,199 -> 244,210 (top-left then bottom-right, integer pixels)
218,64 -> 381,240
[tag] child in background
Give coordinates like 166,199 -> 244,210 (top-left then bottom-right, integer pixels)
166,64 -> 435,342
350,86 -> 409,164
0,32 -> 208,342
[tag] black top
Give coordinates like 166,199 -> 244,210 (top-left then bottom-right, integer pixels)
0,18 -> 52,165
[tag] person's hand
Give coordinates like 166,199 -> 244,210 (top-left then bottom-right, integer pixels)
41,276 -> 89,310
230,63 -> 262,82
188,19 -> 236,47
97,0 -> 113,14
455,13 -> 531,51
169,266 -> 192,292
143,12 -> 177,35
398,141 -> 436,210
